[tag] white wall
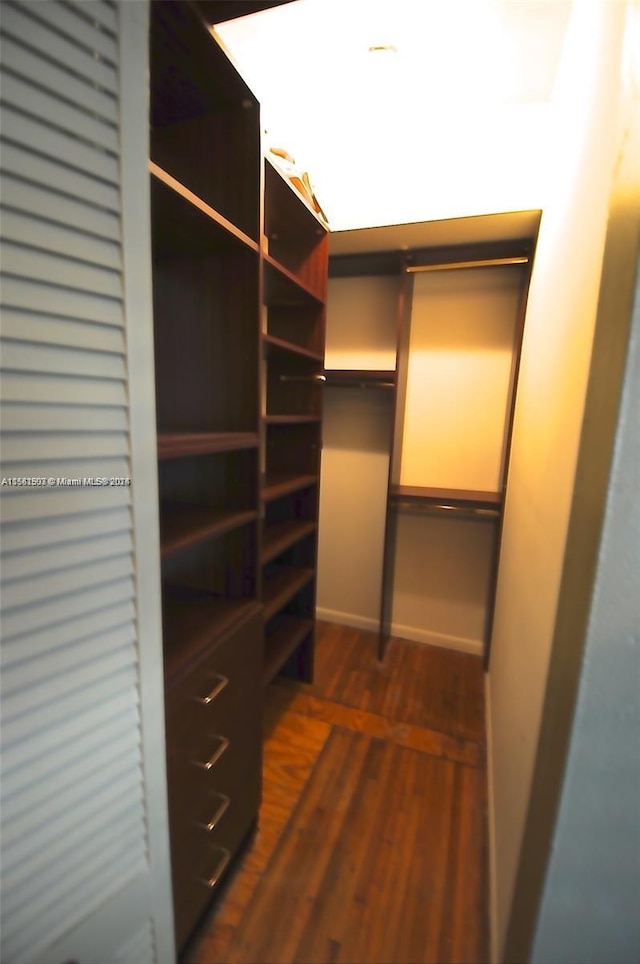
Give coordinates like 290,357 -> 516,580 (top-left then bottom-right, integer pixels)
324,274 -> 398,371
317,275 -> 397,630
401,266 -> 522,491
486,3 -> 631,958
317,388 -> 392,630
391,512 -> 494,654
531,249 -> 640,964
390,264 -> 523,654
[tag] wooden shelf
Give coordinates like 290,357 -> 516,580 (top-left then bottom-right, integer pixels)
264,414 -> 321,425
265,154 -> 327,230
151,165 -> 258,259
391,485 -> 501,507
264,254 -> 324,307
162,586 -> 260,688
261,473 -> 318,503
325,369 -> 396,388
151,0 -> 254,127
150,0 -> 259,243
158,432 -> 258,460
263,333 -> 324,363
160,504 -> 257,559
263,566 -> 314,622
263,615 -> 313,686
262,519 -> 316,565
390,485 -> 502,519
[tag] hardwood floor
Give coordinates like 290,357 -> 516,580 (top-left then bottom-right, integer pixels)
183,622 -> 488,964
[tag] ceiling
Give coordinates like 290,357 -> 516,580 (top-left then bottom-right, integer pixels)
328,210 -> 541,256
217,1 -> 572,107
215,1 -> 573,239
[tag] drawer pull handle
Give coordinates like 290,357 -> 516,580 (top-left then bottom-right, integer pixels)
194,674 -> 229,705
198,847 -> 231,889
198,793 -> 230,832
194,736 -> 230,771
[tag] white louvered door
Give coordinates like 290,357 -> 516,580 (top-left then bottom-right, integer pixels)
0,3 -> 175,962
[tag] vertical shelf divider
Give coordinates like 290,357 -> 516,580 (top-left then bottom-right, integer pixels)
379,264 -> 414,659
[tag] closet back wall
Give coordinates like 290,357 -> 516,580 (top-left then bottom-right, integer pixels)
316,275 -> 399,631
390,264 -> 523,654
318,263 -> 523,655
401,267 -> 523,491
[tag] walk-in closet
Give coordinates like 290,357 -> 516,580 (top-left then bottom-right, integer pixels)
1,2 -> 635,963
318,213 -> 539,663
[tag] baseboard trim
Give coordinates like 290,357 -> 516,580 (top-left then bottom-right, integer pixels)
315,609 -> 483,657
315,608 -> 380,633
390,621 -> 483,656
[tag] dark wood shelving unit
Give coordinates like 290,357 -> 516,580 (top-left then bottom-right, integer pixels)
261,473 -> 318,503
264,414 -> 321,425
264,251 -> 325,305
263,566 -> 315,622
157,432 -> 258,460
150,2 -> 329,948
150,0 -> 260,241
262,519 -> 317,564
261,157 -> 328,684
162,586 -> 260,687
160,505 -> 258,559
150,163 -> 259,257
264,332 -> 324,363
149,1 -> 267,952
263,615 -> 314,685
263,259 -> 324,311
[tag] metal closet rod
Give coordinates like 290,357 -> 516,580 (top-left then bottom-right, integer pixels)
394,500 -> 500,519
406,255 -> 529,274
327,379 -> 395,389
279,374 -> 326,383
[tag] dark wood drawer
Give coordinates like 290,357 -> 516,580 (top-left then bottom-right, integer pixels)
165,606 -> 262,822
164,604 -> 263,950
170,763 -> 260,952
166,605 -> 261,752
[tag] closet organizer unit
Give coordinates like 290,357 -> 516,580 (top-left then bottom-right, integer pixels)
149,2 -> 328,951
151,2 -> 257,952
321,228 -> 536,663
262,156 -> 329,685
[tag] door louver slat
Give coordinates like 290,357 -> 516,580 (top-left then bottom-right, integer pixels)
1,3 -> 173,960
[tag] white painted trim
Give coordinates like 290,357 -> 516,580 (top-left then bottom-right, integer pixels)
117,1 -> 175,958
316,607 -> 379,633
315,608 -> 483,656
390,621 -> 483,656
485,672 -> 499,964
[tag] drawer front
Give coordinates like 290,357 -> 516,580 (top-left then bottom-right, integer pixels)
166,611 -> 262,768
170,763 -> 260,951
165,606 -> 263,949
168,735 -> 261,864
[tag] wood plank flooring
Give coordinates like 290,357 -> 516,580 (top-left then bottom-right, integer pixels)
183,622 -> 487,964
